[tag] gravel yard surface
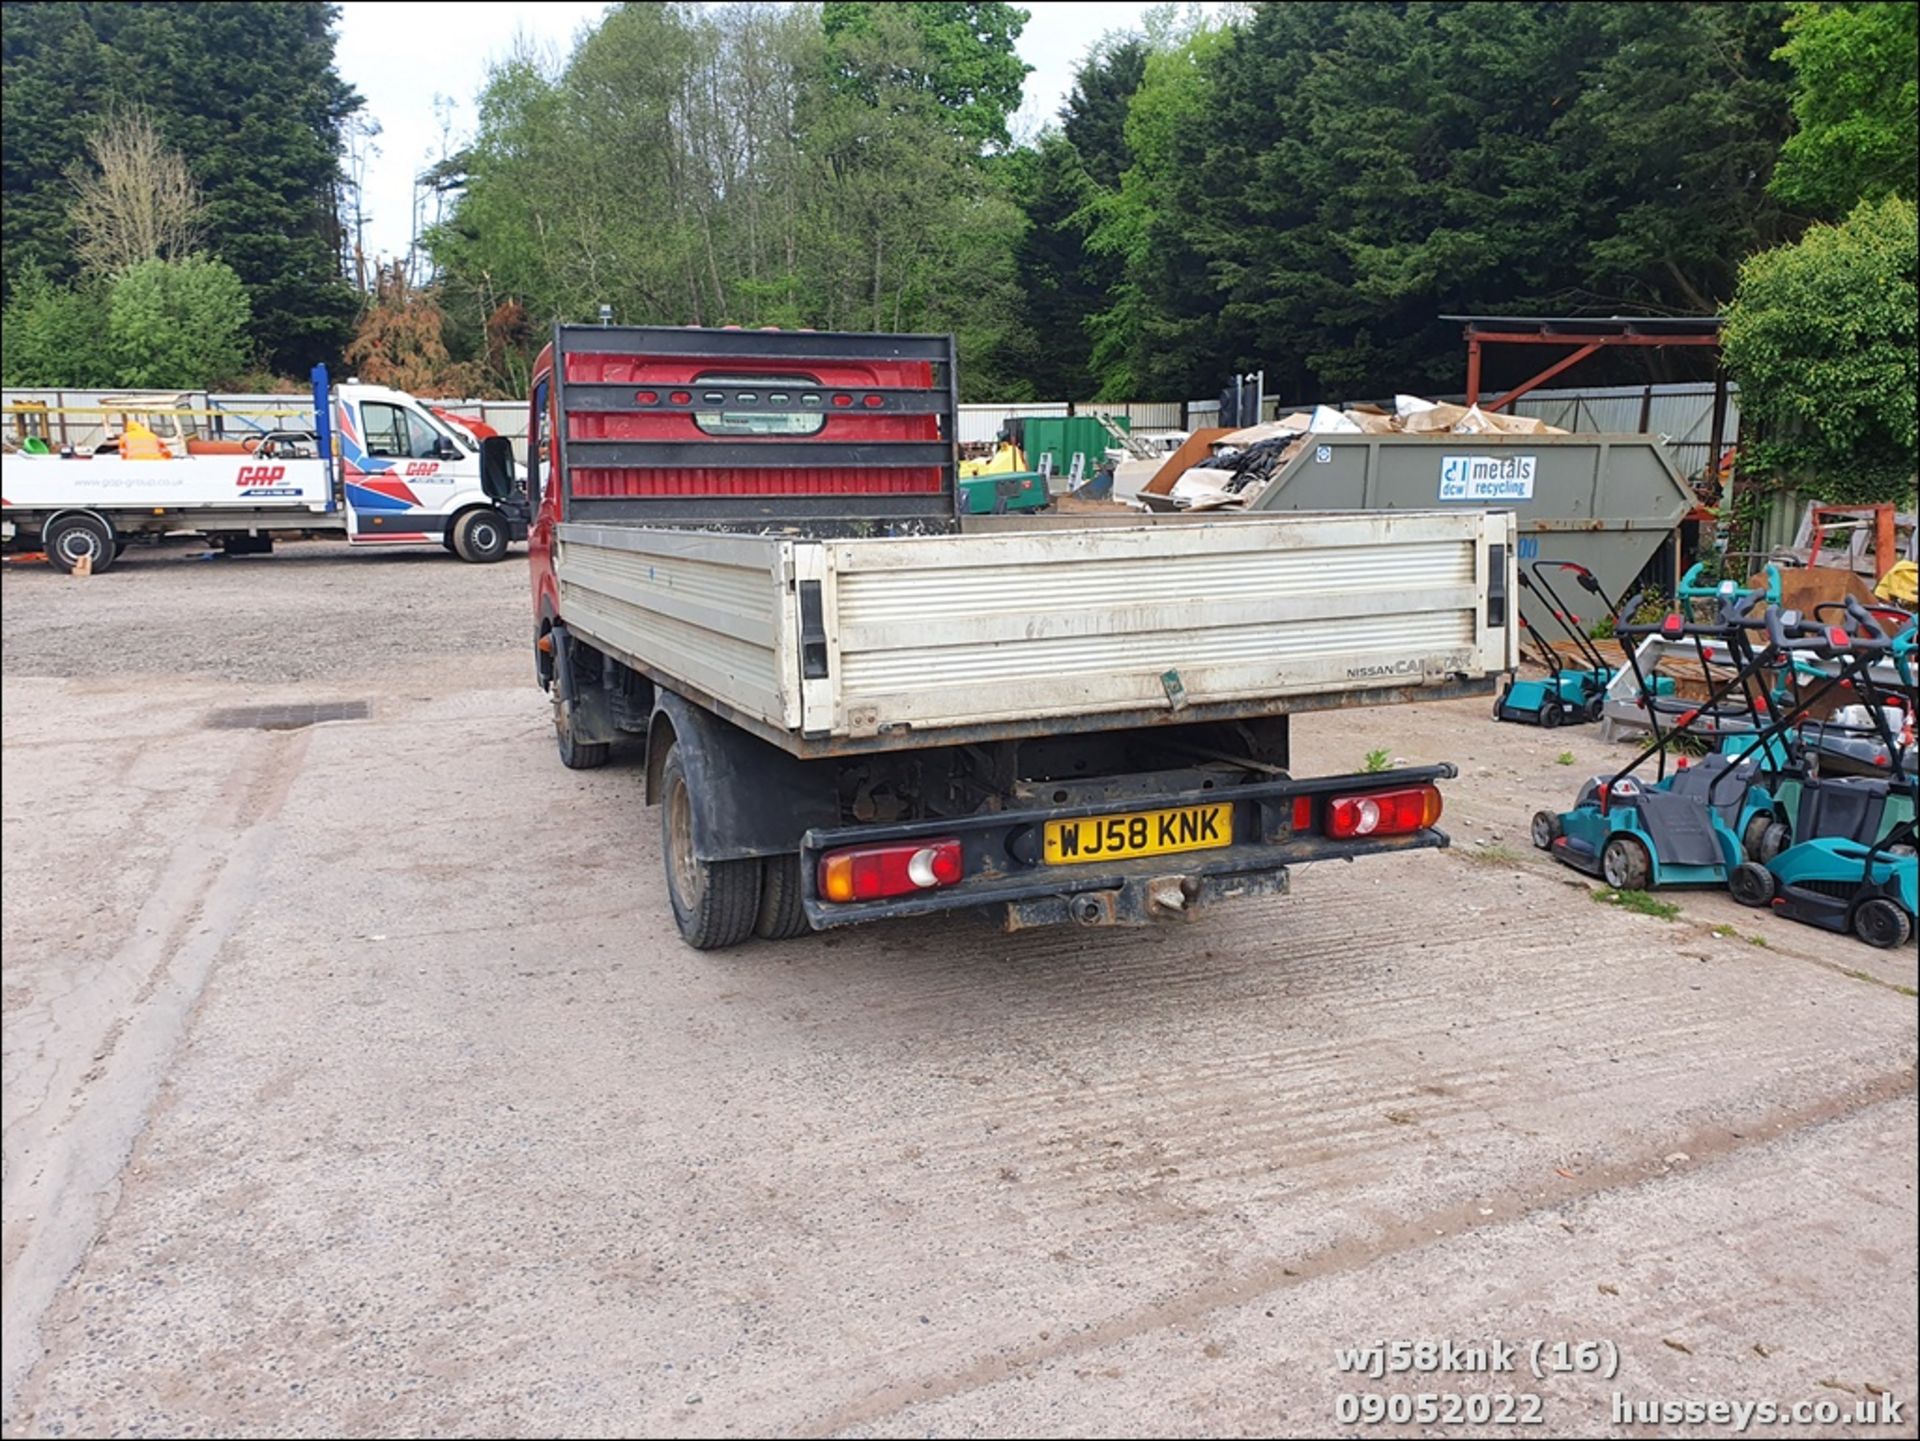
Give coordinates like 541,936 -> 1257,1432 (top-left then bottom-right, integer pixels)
3,540 -> 1913,1437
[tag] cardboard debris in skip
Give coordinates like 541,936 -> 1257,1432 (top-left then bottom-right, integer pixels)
1400,401 -> 1471,433
1136,393 -> 1572,511
1309,404 -> 1363,433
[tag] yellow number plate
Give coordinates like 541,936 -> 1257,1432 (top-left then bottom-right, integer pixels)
1043,802 -> 1234,865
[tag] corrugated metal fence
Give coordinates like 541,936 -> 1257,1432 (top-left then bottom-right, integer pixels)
5,381 -> 1735,479
957,401 -> 1185,445
1500,383 -> 1741,484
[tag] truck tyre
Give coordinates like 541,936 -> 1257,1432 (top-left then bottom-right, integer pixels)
660,742 -> 762,950
45,513 -> 116,574
1600,835 -> 1652,891
452,508 -> 509,563
754,855 -> 812,941
553,691 -> 611,770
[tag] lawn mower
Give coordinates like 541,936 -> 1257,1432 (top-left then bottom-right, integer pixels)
1731,818 -> 1917,948
1494,562 -> 1621,727
1597,567 -> 1783,743
1530,586 -> 1855,890
1791,603 -> 1916,780
1727,603 -> 1919,948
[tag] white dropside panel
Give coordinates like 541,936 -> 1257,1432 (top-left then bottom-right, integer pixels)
555,523 -> 799,731
818,511 -> 1510,736
0,452 -> 332,511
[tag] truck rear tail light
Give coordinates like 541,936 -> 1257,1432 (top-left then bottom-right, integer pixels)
635,390 -> 658,404
1291,795 -> 1314,833
832,393 -> 853,407
1325,785 -> 1442,839
818,838 -> 963,903
669,390 -> 691,405
862,394 -> 884,408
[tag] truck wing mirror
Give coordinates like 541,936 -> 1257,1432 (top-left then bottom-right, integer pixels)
479,435 -> 515,500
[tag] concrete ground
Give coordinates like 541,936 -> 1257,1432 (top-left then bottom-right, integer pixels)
2,539 -> 1915,1439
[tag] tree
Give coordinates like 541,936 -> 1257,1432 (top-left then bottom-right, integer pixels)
344,263 -> 475,394
1769,1 -> 1919,218
821,1 -> 1031,152
68,107 -> 205,274
2,2 -> 362,372
1079,10 -> 1234,397
1061,34 -> 1147,189
430,3 -> 1030,399
1556,2 -> 1795,314
1004,35 -> 1151,398
1076,3 -> 1797,402
1006,135 -> 1099,397
0,265 -> 111,386
106,255 -> 252,388
1722,195 -> 1918,506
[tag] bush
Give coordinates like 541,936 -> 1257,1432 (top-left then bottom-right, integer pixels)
1722,195 -> 1918,507
1,266 -> 112,386
106,255 -> 252,388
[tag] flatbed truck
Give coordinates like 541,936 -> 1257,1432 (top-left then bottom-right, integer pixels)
2,368 -> 522,573
487,325 -> 1517,947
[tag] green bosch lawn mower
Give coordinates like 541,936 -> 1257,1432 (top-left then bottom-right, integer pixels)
1495,562 -> 1631,728
1727,601 -> 1919,949
1531,584 -> 1796,889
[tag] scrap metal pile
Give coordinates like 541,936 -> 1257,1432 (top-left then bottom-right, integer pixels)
1166,395 -> 1569,511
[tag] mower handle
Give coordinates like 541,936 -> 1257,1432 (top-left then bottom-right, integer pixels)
1766,605 -> 1889,657
1720,586 -> 1772,626
1535,559 -> 1605,595
1813,597 -> 1895,643
1676,560 -> 1784,605
1616,585 -> 1770,642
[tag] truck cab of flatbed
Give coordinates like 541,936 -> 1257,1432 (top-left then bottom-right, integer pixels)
503,324 -> 1517,949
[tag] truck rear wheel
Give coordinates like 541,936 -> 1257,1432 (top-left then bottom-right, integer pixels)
754,855 -> 813,940
553,691 -> 611,770
660,742 -> 762,950
45,513 -> 116,574
451,508 -> 509,563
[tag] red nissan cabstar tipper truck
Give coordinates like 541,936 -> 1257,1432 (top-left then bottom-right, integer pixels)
477,325 -> 1516,949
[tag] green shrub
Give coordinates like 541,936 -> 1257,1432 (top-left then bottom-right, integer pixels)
1,266 -> 112,386
1723,195 -> 1918,507
106,256 -> 252,388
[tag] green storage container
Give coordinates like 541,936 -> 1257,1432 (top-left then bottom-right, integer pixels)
1023,415 -> 1127,490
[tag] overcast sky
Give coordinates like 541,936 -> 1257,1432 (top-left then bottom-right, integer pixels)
334,1 -> 1215,265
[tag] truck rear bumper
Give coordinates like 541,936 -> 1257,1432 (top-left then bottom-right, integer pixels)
799,764 -> 1456,931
